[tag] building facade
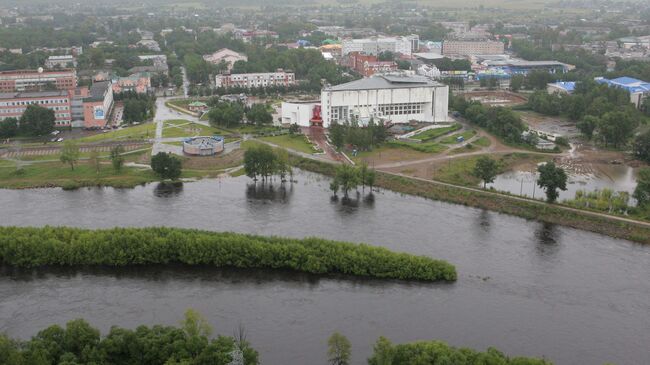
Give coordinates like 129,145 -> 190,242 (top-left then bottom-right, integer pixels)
342,35 -> 419,56
82,81 -> 113,129
595,76 -> 650,108
0,90 -> 72,126
321,75 -> 449,127
215,70 -> 295,89
45,55 -> 77,69
442,40 -> 505,55
0,69 -> 77,92
344,52 -> 398,77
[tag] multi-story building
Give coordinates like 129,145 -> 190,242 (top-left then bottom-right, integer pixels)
342,35 -> 419,56
344,52 -> 398,77
320,74 -> 449,127
110,73 -> 151,94
442,40 -> 505,55
0,90 -> 72,126
82,81 -> 113,129
234,30 -> 279,43
203,48 -> 248,70
0,69 -> 77,92
215,70 -> 295,89
483,59 -> 574,75
44,55 -> 77,69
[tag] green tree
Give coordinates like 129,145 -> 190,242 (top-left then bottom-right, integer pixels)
208,102 -> 244,128
246,104 -> 273,126
473,156 -> 499,188
182,309 -> 213,338
151,152 -> 182,180
0,117 -> 18,139
597,111 -> 638,148
334,164 -> 361,198
19,105 -> 55,136
327,332 -> 351,365
510,74 -> 524,92
368,337 -> 394,365
60,140 -> 80,171
632,130 -> 650,163
577,115 -> 598,140
537,161 -> 568,203
243,144 -> 278,181
633,168 -> 650,208
110,145 -> 125,172
288,123 -> 300,135
329,121 -> 345,150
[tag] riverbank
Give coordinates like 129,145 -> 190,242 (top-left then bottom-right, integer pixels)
291,156 -> 650,244
0,226 -> 457,282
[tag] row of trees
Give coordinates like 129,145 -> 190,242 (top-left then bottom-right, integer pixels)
0,105 -> 56,139
206,101 -> 273,128
329,164 -> 377,198
329,119 -> 388,151
0,226 -> 457,282
0,310 -> 258,365
115,91 -> 157,124
243,144 -> 292,182
326,333 -> 550,365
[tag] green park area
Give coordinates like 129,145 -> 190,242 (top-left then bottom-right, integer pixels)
410,123 -> 461,141
77,123 -> 156,143
259,134 -> 317,154
439,129 -> 477,144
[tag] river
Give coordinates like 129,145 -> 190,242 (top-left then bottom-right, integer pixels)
0,171 -> 649,365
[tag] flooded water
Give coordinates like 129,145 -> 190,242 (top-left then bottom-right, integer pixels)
488,163 -> 638,203
1,171 -> 649,365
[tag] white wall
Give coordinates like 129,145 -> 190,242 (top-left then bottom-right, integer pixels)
281,102 -> 317,127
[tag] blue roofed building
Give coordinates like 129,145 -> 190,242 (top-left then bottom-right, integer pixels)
594,76 -> 650,108
547,81 -> 576,94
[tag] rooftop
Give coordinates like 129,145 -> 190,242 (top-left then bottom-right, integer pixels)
0,90 -> 69,99
326,75 -> 442,92
595,76 -> 650,93
548,81 -> 576,92
85,81 -> 111,102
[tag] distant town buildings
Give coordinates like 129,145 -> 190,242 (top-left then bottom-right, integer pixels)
0,69 -> 77,93
45,55 -> 77,69
234,29 -> 279,43
344,52 -> 398,77
442,40 -> 505,56
202,48 -> 247,70
342,35 -> 419,56
215,70 -> 295,88
595,76 -> 650,108
320,74 -> 449,127
481,59 -> 574,74
110,73 -> 151,94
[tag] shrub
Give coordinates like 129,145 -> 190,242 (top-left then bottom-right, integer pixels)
0,226 -> 457,282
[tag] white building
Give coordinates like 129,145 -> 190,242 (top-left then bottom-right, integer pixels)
203,48 -> 247,70
342,35 -> 419,56
44,55 -> 77,69
321,74 -> 449,127
215,70 -> 295,89
281,101 -> 320,127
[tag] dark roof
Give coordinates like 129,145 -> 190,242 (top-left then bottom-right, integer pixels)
84,81 -> 111,102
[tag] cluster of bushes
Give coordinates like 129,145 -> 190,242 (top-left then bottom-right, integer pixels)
0,310 -> 258,365
451,97 -> 526,144
368,337 -> 552,365
114,91 -> 156,124
564,189 -> 631,215
329,119 -> 388,151
0,226 -> 457,282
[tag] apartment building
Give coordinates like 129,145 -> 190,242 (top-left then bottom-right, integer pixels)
0,69 -> 77,92
442,40 -> 505,55
215,70 -> 295,88
342,35 -> 419,56
0,90 -> 72,126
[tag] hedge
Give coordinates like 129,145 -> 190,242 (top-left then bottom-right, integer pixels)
0,226 -> 457,282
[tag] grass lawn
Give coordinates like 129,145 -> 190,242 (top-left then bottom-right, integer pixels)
259,134 -> 316,154
0,161 -> 157,189
388,140 -> 448,154
411,123 -> 461,141
473,136 -> 491,147
161,120 -> 227,138
76,123 -> 156,143
440,130 -> 477,144
351,143 -> 432,165
432,153 -> 549,186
